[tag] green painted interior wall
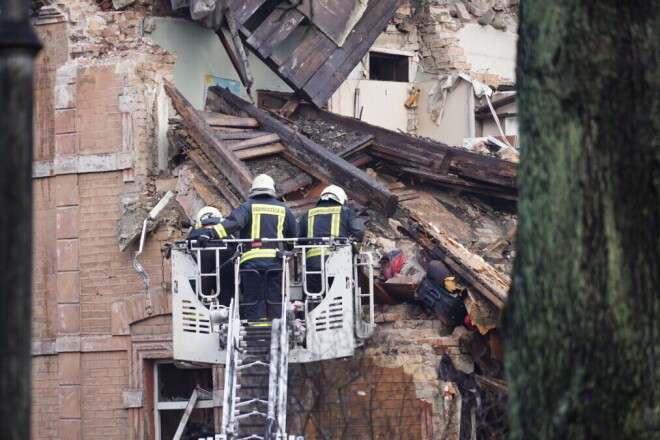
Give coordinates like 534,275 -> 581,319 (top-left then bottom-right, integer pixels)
149,17 -> 293,109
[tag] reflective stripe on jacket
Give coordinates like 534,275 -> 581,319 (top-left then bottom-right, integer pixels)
212,196 -> 297,262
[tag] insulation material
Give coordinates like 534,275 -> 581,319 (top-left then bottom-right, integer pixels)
428,73 -> 493,125
170,0 -> 225,29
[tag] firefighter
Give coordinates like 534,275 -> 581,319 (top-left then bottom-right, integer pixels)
186,206 -> 235,306
208,174 -> 297,321
298,185 -> 365,294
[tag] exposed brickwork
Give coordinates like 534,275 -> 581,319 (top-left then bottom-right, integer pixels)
33,177 -> 58,340
34,20 -> 69,161
80,352 -> 130,439
77,65 -> 124,155
414,5 -> 472,75
32,355 -> 60,439
290,359 -> 432,439
131,314 -> 172,336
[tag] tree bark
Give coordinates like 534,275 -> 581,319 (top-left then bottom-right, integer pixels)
505,2 -> 659,439
0,1 -> 41,439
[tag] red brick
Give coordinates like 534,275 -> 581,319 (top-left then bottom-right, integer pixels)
56,206 -> 79,239
55,133 -> 78,156
59,419 -> 81,440
55,174 -> 79,207
54,108 -> 76,134
58,271 -> 80,304
58,304 -> 80,334
58,353 -> 81,385
57,239 -> 79,271
59,386 -> 81,418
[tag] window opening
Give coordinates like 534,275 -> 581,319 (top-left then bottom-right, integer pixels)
368,52 -> 410,82
154,361 -> 215,440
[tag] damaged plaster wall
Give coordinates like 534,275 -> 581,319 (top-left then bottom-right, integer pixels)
147,17 -> 294,109
456,23 -> 517,81
326,0 -> 519,146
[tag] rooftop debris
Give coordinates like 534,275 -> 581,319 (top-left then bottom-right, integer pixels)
172,0 -> 402,108
164,80 -> 253,200
205,85 -> 398,217
294,105 -> 518,200
399,212 -> 510,309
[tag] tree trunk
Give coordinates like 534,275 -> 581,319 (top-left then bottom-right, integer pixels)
505,1 -> 659,439
0,1 -> 41,439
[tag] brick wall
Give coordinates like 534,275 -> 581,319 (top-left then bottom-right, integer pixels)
77,65 -> 124,156
32,355 -> 60,439
33,178 -> 58,341
34,19 -> 68,161
290,359 -> 433,439
80,351 -> 129,439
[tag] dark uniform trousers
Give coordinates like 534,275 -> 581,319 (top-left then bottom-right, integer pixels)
298,201 -> 365,297
211,197 -> 297,321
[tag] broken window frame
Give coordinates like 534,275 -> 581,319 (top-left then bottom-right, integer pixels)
153,360 -> 215,440
367,49 -> 411,82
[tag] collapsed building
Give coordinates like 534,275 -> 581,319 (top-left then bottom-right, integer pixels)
30,0 -> 519,439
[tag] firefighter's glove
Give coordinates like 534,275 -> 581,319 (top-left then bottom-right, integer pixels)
198,234 -> 210,248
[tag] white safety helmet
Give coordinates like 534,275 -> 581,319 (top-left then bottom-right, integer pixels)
249,174 -> 276,198
320,185 -> 348,205
196,206 -> 222,223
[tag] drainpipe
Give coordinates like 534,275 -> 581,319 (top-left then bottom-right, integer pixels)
0,0 -> 42,438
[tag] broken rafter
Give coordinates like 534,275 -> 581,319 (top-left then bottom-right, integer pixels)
298,105 -> 518,190
215,130 -> 272,140
234,143 -> 285,160
231,133 -> 281,151
202,112 -> 259,128
206,86 -> 398,217
187,149 -> 242,208
337,134 -> 375,158
164,80 -> 253,200
399,213 -> 509,309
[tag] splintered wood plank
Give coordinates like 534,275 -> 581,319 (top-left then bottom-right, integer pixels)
215,130 -> 272,140
278,27 -> 335,89
202,112 -> 260,128
307,0 -> 403,106
234,142 -> 285,160
402,212 -> 510,309
188,149 -> 242,208
231,133 -> 281,151
386,181 -> 406,190
247,7 -> 305,58
231,0 -> 267,25
399,166 -> 518,200
349,153 -> 374,167
337,135 -> 374,158
164,80 -> 253,199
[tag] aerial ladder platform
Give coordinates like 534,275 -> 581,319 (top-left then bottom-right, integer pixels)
169,237 -> 375,440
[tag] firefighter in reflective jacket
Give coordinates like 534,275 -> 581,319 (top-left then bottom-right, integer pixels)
298,185 -> 365,294
208,174 -> 297,321
187,206 -> 235,306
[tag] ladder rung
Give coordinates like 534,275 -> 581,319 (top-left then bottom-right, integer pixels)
235,410 -> 267,419
237,360 -> 269,369
235,398 -> 268,408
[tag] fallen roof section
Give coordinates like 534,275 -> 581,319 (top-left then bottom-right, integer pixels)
295,105 -> 518,200
169,0 -> 401,107
164,80 -> 253,201
205,85 -> 398,217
